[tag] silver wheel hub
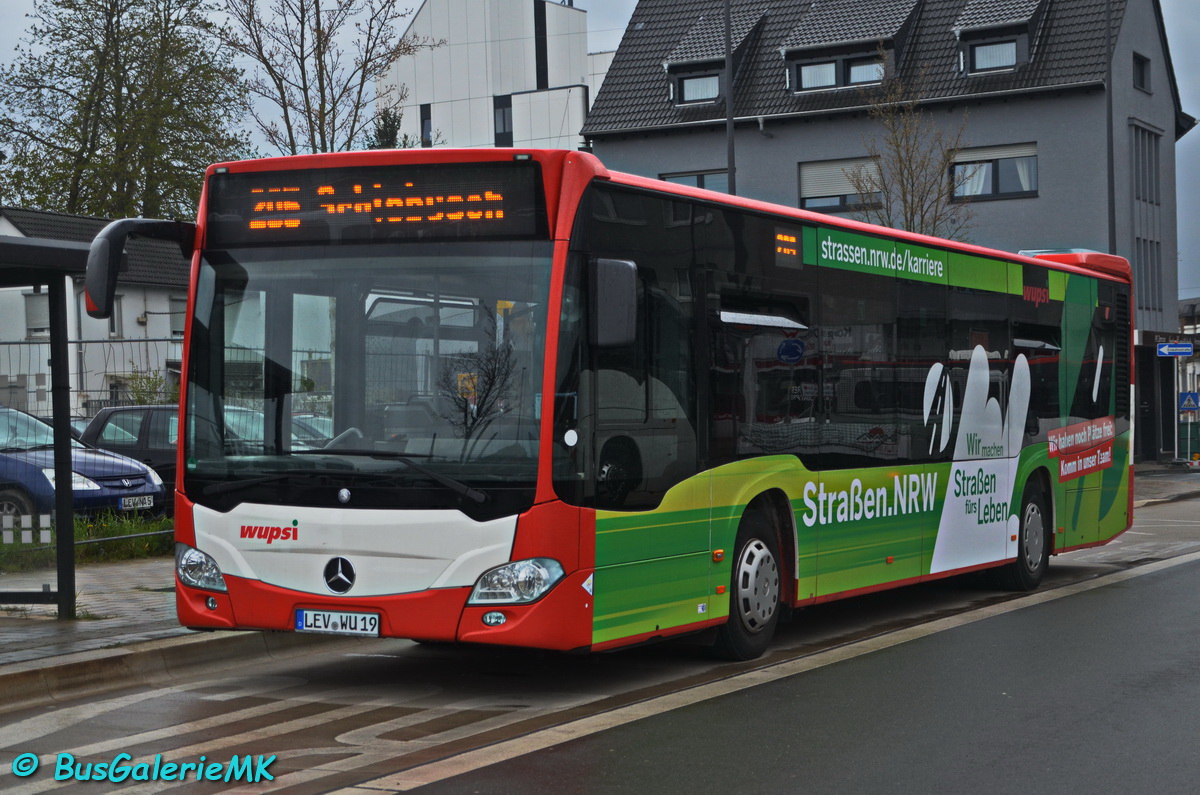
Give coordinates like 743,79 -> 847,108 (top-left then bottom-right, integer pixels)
1022,501 -> 1045,571
734,538 -> 779,634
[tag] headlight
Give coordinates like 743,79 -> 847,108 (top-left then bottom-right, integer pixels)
146,468 -> 163,487
42,468 -> 101,491
176,543 -> 227,592
468,558 -> 564,604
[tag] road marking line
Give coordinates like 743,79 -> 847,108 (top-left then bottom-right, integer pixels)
340,550 -> 1200,792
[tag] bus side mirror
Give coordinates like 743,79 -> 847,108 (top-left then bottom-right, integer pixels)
590,258 -> 637,348
86,218 -> 197,319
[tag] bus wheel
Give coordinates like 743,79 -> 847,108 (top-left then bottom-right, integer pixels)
713,505 -> 781,661
994,481 -> 1050,591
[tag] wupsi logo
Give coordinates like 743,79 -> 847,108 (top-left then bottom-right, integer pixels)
1023,285 -> 1050,306
240,520 -> 300,543
1021,262 -> 1051,307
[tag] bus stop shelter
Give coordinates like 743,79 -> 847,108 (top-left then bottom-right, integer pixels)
0,234 -> 91,619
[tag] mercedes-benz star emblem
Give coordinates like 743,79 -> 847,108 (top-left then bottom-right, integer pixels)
338,488 -> 351,504
323,557 -> 356,594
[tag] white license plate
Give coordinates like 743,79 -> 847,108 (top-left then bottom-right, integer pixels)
295,609 -> 380,636
120,495 -> 155,510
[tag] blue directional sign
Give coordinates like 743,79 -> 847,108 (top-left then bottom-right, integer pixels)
1181,392 -> 1200,412
1158,342 -> 1194,357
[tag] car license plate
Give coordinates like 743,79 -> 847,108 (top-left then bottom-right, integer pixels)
295,609 -> 380,636
120,495 -> 155,510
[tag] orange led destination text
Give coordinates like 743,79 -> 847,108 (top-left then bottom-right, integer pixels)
246,182 -> 506,231
776,232 -> 798,258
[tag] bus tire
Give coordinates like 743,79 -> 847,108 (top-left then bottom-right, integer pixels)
713,504 -> 781,661
994,480 -> 1050,592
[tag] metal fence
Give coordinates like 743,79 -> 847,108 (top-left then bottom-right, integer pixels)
0,337 -> 183,420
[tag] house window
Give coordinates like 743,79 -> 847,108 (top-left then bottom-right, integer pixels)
1132,125 -> 1162,206
679,75 -> 720,103
419,103 -> 432,148
109,295 -> 124,337
662,170 -> 729,193
971,41 -> 1017,72
793,53 -> 888,92
169,297 -> 187,338
799,62 -> 836,90
953,144 -> 1038,200
493,95 -> 513,147
1133,53 -> 1152,92
24,290 -> 49,338
847,57 -> 884,85
799,157 -> 881,213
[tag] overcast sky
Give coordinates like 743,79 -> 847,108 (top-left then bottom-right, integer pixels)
0,0 -> 1195,294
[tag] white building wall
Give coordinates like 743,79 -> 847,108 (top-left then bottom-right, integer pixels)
382,0 -> 601,150
514,87 -> 589,149
545,1 -> 589,86
490,1 -> 536,96
588,51 -> 616,100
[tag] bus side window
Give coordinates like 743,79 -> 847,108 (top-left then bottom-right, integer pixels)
820,267 -> 899,468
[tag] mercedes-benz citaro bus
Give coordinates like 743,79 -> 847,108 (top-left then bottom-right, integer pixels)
85,149 -> 1133,660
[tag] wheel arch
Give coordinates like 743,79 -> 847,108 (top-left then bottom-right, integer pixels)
1022,465 -> 1055,552
741,488 -> 797,608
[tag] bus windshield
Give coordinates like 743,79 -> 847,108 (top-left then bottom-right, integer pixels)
183,240 -> 553,517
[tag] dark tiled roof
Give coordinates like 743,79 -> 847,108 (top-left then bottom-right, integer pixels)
0,207 -> 188,289
781,0 -> 919,52
666,2 -> 768,65
584,0 -> 1149,137
954,0 -> 1044,32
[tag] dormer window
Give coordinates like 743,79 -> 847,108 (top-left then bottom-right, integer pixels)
847,57 -> 885,85
799,62 -> 836,90
663,5 -> 767,108
954,0 -> 1047,76
970,40 -> 1018,72
793,55 -> 885,93
781,0 -> 918,94
680,74 -> 721,103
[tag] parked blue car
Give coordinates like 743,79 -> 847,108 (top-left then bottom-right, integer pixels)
0,407 -> 165,521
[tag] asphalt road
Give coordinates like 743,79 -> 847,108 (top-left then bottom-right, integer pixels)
1,498 -> 1198,794
419,552 -> 1200,794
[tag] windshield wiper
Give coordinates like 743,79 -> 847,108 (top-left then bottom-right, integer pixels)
203,473 -> 292,496
201,467 -> 354,497
298,450 -> 488,504
201,460 -> 487,504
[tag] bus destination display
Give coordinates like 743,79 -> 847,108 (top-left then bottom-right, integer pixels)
205,161 -> 546,246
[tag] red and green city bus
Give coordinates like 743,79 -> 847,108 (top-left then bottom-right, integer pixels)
85,148 -> 1133,660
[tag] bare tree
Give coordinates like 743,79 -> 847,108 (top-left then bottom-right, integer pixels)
220,0 -> 434,155
436,314 -> 518,461
845,56 -> 974,241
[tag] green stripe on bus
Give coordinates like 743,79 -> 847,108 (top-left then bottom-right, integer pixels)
948,252 -> 1010,292
816,227 -> 948,285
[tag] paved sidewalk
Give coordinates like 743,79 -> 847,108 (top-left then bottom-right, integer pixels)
0,557 -> 184,667
0,464 -> 1195,708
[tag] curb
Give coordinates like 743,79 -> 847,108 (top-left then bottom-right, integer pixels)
0,630 -> 368,717
1134,488 -> 1200,509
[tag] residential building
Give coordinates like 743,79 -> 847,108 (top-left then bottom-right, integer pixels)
378,0 -> 612,149
582,0 -> 1194,462
0,208 -> 189,417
